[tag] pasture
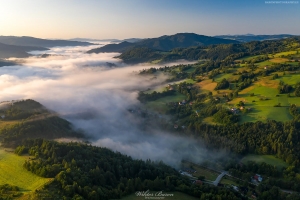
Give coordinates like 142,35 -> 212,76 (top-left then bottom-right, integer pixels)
279,74 -> 300,85
241,154 -> 288,169
181,161 -> 219,181
214,73 -> 233,82
229,83 -> 297,123
220,176 -> 240,186
0,149 -> 52,193
145,92 -> 186,113
197,79 -> 217,93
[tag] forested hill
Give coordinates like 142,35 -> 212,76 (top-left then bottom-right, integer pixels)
215,34 -> 295,42
87,33 -> 239,53
0,99 -> 83,147
17,139 -> 244,200
0,42 -> 48,59
87,41 -> 134,53
0,36 -> 93,48
118,36 -> 300,64
136,33 -> 240,51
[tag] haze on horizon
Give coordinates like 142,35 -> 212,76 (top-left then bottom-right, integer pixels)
0,0 -> 299,40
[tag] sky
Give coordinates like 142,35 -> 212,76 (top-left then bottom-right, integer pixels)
0,0 -> 299,39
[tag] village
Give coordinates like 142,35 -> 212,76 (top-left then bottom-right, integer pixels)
179,160 -> 264,199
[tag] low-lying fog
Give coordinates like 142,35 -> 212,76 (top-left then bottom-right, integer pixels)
0,42 -> 220,167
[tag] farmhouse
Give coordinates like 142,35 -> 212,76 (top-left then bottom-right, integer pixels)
253,174 -> 263,182
178,100 -> 187,105
193,180 -> 203,185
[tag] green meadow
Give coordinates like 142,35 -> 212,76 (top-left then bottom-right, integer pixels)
145,92 -> 186,113
227,84 -> 299,123
214,73 -> 233,82
279,74 -> 300,85
241,154 -> 288,169
0,149 -> 52,194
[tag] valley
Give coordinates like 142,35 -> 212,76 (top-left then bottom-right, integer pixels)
0,34 -> 300,199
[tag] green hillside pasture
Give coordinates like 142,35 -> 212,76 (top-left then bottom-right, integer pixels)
214,73 -> 233,82
120,192 -> 199,200
231,86 -> 294,122
256,60 -> 273,67
174,78 -> 196,84
220,176 -> 240,186
273,50 -> 297,57
279,74 -> 300,85
181,161 -> 219,181
269,58 -> 289,63
145,92 -> 186,113
241,154 -> 288,169
144,86 -> 167,94
184,66 -> 196,73
0,149 -> 52,193
238,55 -> 262,61
240,106 -> 292,123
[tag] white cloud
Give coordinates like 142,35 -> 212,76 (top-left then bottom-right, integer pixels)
0,44 -> 221,167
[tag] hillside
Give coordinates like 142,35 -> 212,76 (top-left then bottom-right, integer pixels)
87,41 -> 134,53
118,36 -> 300,64
87,33 -> 239,54
216,34 -> 295,42
16,139 -> 244,200
0,36 -> 93,48
136,33 -> 240,51
0,99 -> 83,147
0,42 -> 48,59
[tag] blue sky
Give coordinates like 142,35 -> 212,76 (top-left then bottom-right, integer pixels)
0,0 -> 299,39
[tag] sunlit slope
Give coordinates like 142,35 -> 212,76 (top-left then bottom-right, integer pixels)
0,149 -> 52,193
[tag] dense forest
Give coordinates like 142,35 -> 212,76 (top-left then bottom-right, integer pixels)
0,100 -> 83,147
118,36 -> 300,64
87,33 -> 239,54
15,139 -> 245,200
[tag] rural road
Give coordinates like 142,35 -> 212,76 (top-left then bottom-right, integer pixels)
213,171 -> 228,186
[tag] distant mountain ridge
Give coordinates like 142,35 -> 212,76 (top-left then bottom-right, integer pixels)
87,41 -> 135,54
215,34 -> 296,42
70,38 -> 142,43
0,36 -> 93,47
0,42 -> 48,59
87,33 -> 240,53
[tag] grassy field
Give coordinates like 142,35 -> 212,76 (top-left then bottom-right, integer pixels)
220,176 -> 240,186
269,58 -> 289,63
174,78 -> 196,84
145,92 -> 186,113
241,154 -> 288,169
197,79 -> 217,93
119,192 -> 199,200
279,74 -> 300,85
0,148 -> 52,193
181,162 -> 219,181
144,86 -> 167,94
184,67 -> 196,73
214,73 -> 233,82
273,50 -> 298,57
229,83 -> 297,122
